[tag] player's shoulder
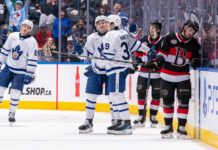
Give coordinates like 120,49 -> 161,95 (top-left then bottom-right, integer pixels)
8,32 -> 19,38
87,32 -> 100,40
191,36 -> 201,48
164,32 -> 176,38
88,32 -> 99,38
139,35 -> 149,42
29,35 -> 37,42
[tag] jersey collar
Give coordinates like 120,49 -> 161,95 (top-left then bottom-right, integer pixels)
19,33 -> 31,40
176,33 -> 192,43
148,35 -> 161,45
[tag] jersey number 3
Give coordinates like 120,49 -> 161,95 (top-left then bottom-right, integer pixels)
121,42 -> 130,60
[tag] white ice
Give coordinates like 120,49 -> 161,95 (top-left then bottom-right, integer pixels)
0,109 -> 215,150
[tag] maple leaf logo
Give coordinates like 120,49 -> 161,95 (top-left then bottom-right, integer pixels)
12,45 -> 23,60
97,43 -> 104,57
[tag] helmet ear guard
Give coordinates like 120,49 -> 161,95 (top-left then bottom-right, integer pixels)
107,15 -> 121,28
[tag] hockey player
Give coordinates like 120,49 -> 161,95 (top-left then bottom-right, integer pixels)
76,15 -> 111,133
133,20 -> 163,129
147,20 -> 201,138
101,15 -> 150,135
0,19 -> 38,124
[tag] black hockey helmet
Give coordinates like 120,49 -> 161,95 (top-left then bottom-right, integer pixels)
150,20 -> 162,30
182,20 -> 199,33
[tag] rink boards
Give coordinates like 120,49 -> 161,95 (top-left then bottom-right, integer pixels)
1,63 -> 218,148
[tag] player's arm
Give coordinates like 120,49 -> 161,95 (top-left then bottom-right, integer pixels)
24,39 -> 38,85
146,35 -> 170,69
0,33 -> 12,64
26,39 -> 38,75
73,35 -> 94,58
190,42 -> 201,69
129,36 -> 150,54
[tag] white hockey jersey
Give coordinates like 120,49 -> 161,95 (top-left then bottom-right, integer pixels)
0,32 -> 38,75
101,29 -> 150,75
83,32 -> 107,74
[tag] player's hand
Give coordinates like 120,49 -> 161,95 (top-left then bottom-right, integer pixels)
73,42 -> 83,55
84,66 -> 96,77
24,74 -> 35,85
129,23 -> 138,33
135,57 -> 143,65
128,64 -> 138,74
190,58 -> 201,70
146,59 -> 160,70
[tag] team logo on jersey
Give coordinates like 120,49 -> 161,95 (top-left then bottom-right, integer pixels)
170,39 -> 177,45
12,45 -> 23,60
97,43 -> 104,57
161,90 -> 168,96
173,47 -> 187,66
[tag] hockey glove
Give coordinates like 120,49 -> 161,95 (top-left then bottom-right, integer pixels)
73,42 -> 83,55
135,56 -> 143,65
128,64 -> 138,74
190,58 -> 201,70
147,47 -> 157,60
84,66 -> 96,77
24,74 -> 35,85
146,56 -> 165,70
129,23 -> 138,33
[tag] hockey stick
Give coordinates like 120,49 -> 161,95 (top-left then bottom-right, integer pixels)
52,51 -> 137,64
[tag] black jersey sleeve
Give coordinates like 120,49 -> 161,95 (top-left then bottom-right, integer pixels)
157,33 -> 172,59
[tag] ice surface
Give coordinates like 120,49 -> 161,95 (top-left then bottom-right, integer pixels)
0,109 -> 215,150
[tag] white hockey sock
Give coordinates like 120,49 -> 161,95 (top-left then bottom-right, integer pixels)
0,86 -> 6,105
9,89 -> 21,112
85,94 -> 98,120
110,93 -> 130,120
109,94 -> 121,120
109,101 -> 115,120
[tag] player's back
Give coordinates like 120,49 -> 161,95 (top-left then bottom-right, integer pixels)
102,29 -> 133,70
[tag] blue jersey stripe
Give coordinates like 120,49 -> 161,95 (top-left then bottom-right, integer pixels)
27,59 -> 37,62
94,64 -> 105,71
27,64 -> 37,67
27,71 -> 34,74
106,67 -> 126,73
2,47 -> 10,51
6,64 -> 27,72
134,42 -> 142,51
130,40 -> 137,51
103,52 -> 115,56
0,51 -> 8,56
